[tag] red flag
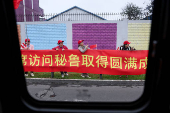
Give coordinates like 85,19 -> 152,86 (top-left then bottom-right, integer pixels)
21,43 -> 26,49
13,0 -> 22,9
90,44 -> 97,49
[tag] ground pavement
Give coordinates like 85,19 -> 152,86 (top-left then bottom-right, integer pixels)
26,78 -> 144,102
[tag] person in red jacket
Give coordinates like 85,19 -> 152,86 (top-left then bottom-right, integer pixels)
52,40 -> 68,78
52,40 -> 68,50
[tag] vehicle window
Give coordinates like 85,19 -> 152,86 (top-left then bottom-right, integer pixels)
15,0 -> 153,102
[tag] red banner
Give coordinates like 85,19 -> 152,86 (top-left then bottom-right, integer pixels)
21,50 -> 148,75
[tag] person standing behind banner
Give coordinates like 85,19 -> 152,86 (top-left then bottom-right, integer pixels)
20,38 -> 34,77
78,40 -> 91,78
120,40 -> 136,50
52,40 -> 69,78
119,40 -> 136,78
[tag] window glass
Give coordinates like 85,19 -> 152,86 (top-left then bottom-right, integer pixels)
15,0 -> 153,102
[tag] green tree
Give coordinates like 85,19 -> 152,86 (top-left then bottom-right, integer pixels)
121,3 -> 143,20
144,0 -> 154,16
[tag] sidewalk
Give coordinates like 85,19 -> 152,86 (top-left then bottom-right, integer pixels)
26,78 -> 145,86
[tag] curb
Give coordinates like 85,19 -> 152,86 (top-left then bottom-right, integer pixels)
26,78 -> 145,86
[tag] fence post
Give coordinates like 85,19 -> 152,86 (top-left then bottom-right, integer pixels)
51,72 -> 54,78
100,74 -> 102,79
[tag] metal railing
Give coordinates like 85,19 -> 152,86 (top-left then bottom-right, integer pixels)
16,13 -> 151,22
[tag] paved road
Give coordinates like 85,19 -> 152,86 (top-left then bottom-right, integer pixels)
27,84 -> 144,102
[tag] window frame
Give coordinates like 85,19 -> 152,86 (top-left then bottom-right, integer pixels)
1,0 -> 169,112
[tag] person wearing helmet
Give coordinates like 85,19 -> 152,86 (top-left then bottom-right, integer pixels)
52,40 -> 68,78
78,40 -> 91,78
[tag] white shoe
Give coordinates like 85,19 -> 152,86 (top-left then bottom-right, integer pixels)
25,74 -> 28,77
30,73 -> 34,77
65,73 -> 69,76
81,75 -> 85,78
86,76 -> 91,78
62,74 -> 64,78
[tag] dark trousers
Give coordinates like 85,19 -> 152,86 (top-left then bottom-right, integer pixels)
61,72 -> 67,75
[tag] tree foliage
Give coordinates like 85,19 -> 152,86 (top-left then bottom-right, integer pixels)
121,3 -> 143,20
144,0 -> 154,16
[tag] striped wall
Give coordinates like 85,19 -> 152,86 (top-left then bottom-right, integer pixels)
26,24 -> 67,50
128,23 -> 151,50
72,23 -> 117,50
17,20 -> 151,50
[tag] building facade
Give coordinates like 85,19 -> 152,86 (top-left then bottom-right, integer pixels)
46,6 -> 106,21
15,0 -> 44,22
